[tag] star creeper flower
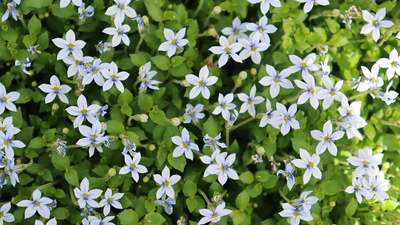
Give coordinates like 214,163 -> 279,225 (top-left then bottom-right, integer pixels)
186,66 -> 218,99
317,76 -> 343,110
15,58 -> 32,75
376,48 -> 400,80
345,176 -> 369,204
4,159 -> 21,186
102,19 -> 131,47
2,2 -> 18,22
84,59 -> 109,86
362,172 -> 390,203
158,28 -> 189,58
119,153 -> 148,182
0,82 -> 20,115
74,177 -> 102,208
154,194 -> 176,215
52,29 -> 86,61
209,36 -> 243,67
63,56 -> 94,77
203,133 -> 227,151
287,53 -> 321,80
77,121 -> 108,157
270,103 -> 300,136
0,116 -> 20,135
183,104 -> 205,124
246,16 -> 277,43
66,95 -> 101,128
259,98 -> 280,128
238,85 -> 264,117
171,127 -> 199,160
200,150 -> 228,177
206,153 -> 239,186
78,3 -> 94,20
105,0 -> 137,22
99,188 -> 123,216
347,147 -> 383,177
337,97 -> 367,129
60,0 -> 82,8
316,55 -> 330,77
259,65 -> 293,98
292,149 -> 322,184
16,189 -> 53,219
212,93 -> 236,121
357,64 -> 383,92
198,202 -> 232,224
376,81 -> 399,105
311,120 -> 344,156
296,0 -> 329,14
153,166 -> 181,199
247,0 -> 282,15
0,202 -> 14,224
278,204 -> 313,225
35,218 -> 57,225
360,8 -> 394,42
38,75 -> 72,104
292,191 -> 319,213
0,125 -> 25,160
221,17 -> 248,41
103,62 -> 130,93
140,70 -> 161,92
238,33 -> 270,64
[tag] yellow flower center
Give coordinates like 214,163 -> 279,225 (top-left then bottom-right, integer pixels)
258,28 -> 264,33
284,172 -> 289,178
93,70 -> 99,75
92,134 -> 98,139
198,80 -> 204,86
212,213 -> 219,219
35,202 -> 41,207
80,108 -> 88,115
2,96 -> 8,102
67,43 -> 74,49
107,197 -> 113,202
371,184 -> 376,189
371,77 -> 376,83
309,86 -> 315,94
283,115 -> 289,122
111,74 -> 118,80
182,143 -> 188,149
390,61 -> 395,67
347,109 -> 352,115
224,46 -> 231,53
75,60 -> 80,65
362,159 -> 369,166
171,38 -> 177,45
53,86 -> 60,92
329,91 -> 335,97
301,62 -> 308,69
130,163 -> 137,168
248,100 -> 253,105
82,192 -> 89,198
0,126 -> 4,131
323,135 -> 330,142
222,103 -> 227,109
293,212 -> 300,217
371,19 -> 377,26
234,30 -> 240,36
273,77 -> 280,83
355,184 -> 360,190
164,180 -> 170,187
0,212 -> 3,218
3,140 -> 9,146
251,46 -> 257,52
220,165 -> 226,172
120,4 -> 126,10
308,161 -> 314,168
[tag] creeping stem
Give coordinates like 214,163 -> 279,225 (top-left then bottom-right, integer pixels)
69,185 -> 79,206
198,188 -> 212,206
135,35 -> 144,53
230,117 -> 257,132
226,127 -> 230,150
193,0 -> 204,19
347,90 -> 372,101
37,181 -> 60,190
279,188 -> 291,203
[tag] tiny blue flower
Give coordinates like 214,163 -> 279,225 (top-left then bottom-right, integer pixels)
277,163 -> 295,190
15,58 -> 32,75
154,194 -> 176,215
78,3 -> 94,20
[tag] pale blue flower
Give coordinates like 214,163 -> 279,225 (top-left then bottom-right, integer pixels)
0,124 -> 25,160
209,36 -> 242,67
345,176 -> 369,204
198,202 -> 232,224
153,166 -> 181,199
97,41 -> 112,54
1,2 -> 18,22
362,172 -> 390,203
60,0 -> 82,8
238,85 -> 264,117
119,153 -> 148,182
200,150 -> 228,177
357,64 -> 383,92
186,66 -> 218,99
377,81 -> 399,105
360,8 -> 394,42
278,203 -> 313,225
55,138 -> 68,157
341,14 -> 352,30
311,120 -> 344,156
259,65 -> 293,99
292,149 -> 322,184
4,159 -> 20,186
171,127 -> 199,160
78,3 -> 94,20
0,202 -> 14,224
337,96 -> 367,129
63,56 -> 93,77
316,55 -> 330,77
27,45 -> 41,55
227,109 -> 239,126
95,104 -> 108,120
294,75 -> 323,110
34,218 -> 57,225
103,62 -> 130,93
135,17 -> 146,35
121,139 -> 136,156
212,93 -> 236,121
287,53 -> 321,80
206,153 -> 239,186
0,116 -> 20,135
347,147 -> 383,178
154,194 -> 176,215
73,177 -> 102,208
376,48 -> 400,80
269,103 -> 300,136
247,0 -> 281,15
246,16 -> 277,43
80,205 -> 93,216
16,189 -> 53,219
76,121 -> 108,157
203,133 -> 227,151
158,28 -> 189,58
259,98 -> 280,128
221,17 -> 248,42
99,188 -> 123,216
139,62 -> 161,92
15,57 -> 32,75
318,77 -> 343,110
238,33 -> 270,64
0,172 -> 7,188
105,0 -> 137,22
295,0 -> 329,14
38,75 -> 72,104
183,104 -> 205,124
52,29 -> 86,61
83,59 -> 110,86
65,95 -> 101,128
277,163 -> 295,190
102,19 -> 131,47
292,191 -> 319,213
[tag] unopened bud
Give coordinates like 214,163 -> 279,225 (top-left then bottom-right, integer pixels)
149,144 -> 156,151
62,127 -> 69,135
44,12 -> 49,18
329,201 -> 335,207
139,114 -> 148,123
181,80 -> 191,87
168,4 -> 172,9
250,68 -> 257,76
101,122 -> 107,132
331,9 -> 340,17
171,118 -> 181,126
108,168 -> 116,177
52,103 -> 59,111
208,27 -> 217,37
142,16 -> 150,29
32,81 -> 37,87
382,161 -> 389,172
239,71 -> 247,80
143,176 -> 149,183
372,205 -> 380,211
38,14 -> 44,20
256,146 -> 265,156
213,6 -> 222,15
253,203 -> 258,208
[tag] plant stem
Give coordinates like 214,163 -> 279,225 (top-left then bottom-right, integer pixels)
203,105 -> 215,111
198,189 -> 211,206
380,120 -> 396,126
135,35 -> 144,53
193,0 -> 204,18
37,181 -> 60,190
69,185 -> 78,206
230,117 -> 257,132
202,54 -> 215,65
194,151 -> 204,157
347,91 -> 371,101
279,188 -> 291,203
226,127 -> 230,150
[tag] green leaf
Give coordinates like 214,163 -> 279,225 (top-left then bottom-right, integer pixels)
145,200 -> 156,213
255,171 -> 271,183
170,63 -> 192,77
28,137 -> 46,149
149,105 -> 166,125
202,116 -> 220,137
163,11 -> 178,20
118,209 -> 139,225
26,0 -> 52,8
138,93 -> 154,112
230,210 -> 245,225
51,208 -> 69,220
239,171 -> 254,184
321,180 -> 342,195
130,54 -> 147,67
171,56 -> 186,67
52,153 -> 70,171
28,15 -> 42,36
118,89 -> 134,105
235,190 -> 250,209
345,198 -> 358,217
42,169 -> 53,181
23,35 -> 37,48
330,33 -> 348,47
65,168 -> 80,187
43,128 -> 56,141
151,55 -> 170,71
176,4 -> 188,22
121,103 -> 132,117
19,173 -> 34,185
381,199 -> 399,211
105,120 -> 125,135
144,212 -> 166,225
167,153 -> 186,172
144,0 -> 163,22
183,180 -> 197,197
186,197 -> 197,213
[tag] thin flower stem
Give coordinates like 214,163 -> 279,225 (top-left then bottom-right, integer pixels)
135,35 -> 144,53
19,17 -> 27,30
347,91 -> 371,101
203,15 -> 213,29
194,151 -> 204,157
202,54 -> 215,65
133,80 -> 140,95
226,127 -> 230,150
37,181 -> 60,190
230,85 -> 239,93
279,188 -> 291,203
203,105 -> 215,111
230,117 -> 257,132
245,158 -> 254,166
198,189 -> 212,206
221,190 -> 228,198
358,211 -> 395,217
67,145 -> 81,148
69,185 -> 79,206
380,120 -> 396,126
193,0 -> 204,18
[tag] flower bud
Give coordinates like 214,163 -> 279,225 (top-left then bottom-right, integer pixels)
149,144 -> 156,151
143,176 -> 150,183
168,4 -> 173,9
208,27 -> 217,37
62,127 -> 69,135
372,205 -> 380,211
32,81 -> 37,87
44,12 -> 49,18
329,201 -> 335,207
239,71 -> 247,80
213,6 -> 222,15
331,9 -> 340,17
250,68 -> 257,76
101,122 -> 107,133
139,114 -> 148,123
143,16 -> 150,29
382,161 -> 389,172
253,203 -> 258,208
171,118 -> 181,126
52,103 -> 59,111
256,146 -> 265,156
107,168 -> 117,177
181,80 -> 191,87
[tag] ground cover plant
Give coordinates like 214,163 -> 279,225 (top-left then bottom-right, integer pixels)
0,0 -> 400,224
